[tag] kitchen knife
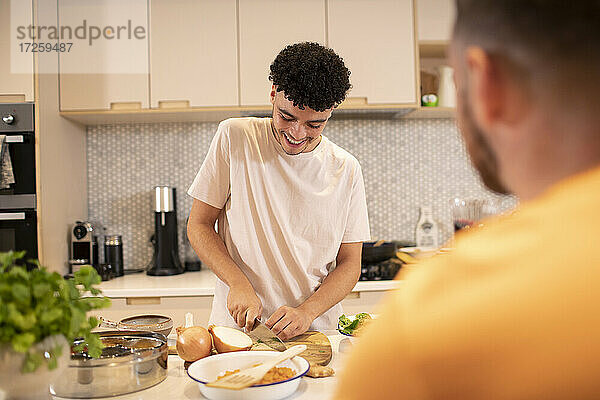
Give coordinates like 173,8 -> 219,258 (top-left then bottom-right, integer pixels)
247,321 -> 287,352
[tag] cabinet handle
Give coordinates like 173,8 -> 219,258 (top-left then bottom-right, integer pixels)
158,100 -> 190,109
5,135 -> 24,143
0,94 -> 26,103
341,97 -> 368,106
110,102 -> 142,111
0,212 -> 26,221
126,297 -> 161,305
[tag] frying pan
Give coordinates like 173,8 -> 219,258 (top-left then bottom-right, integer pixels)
361,241 -> 397,264
98,315 -> 173,337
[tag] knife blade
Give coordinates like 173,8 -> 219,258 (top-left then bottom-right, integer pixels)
247,321 -> 287,352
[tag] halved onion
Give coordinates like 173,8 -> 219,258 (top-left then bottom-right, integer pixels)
208,325 -> 253,353
176,326 -> 212,362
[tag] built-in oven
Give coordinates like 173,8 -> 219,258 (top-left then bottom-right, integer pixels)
1,103 -> 37,263
0,209 -> 37,260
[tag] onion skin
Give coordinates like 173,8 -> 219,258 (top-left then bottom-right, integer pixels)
176,326 -> 212,362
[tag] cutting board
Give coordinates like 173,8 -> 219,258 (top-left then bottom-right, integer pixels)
251,330 -> 332,366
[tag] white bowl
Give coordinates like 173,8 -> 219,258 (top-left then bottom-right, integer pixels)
187,351 -> 309,400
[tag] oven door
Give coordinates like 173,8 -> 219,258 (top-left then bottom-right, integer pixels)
0,209 -> 38,265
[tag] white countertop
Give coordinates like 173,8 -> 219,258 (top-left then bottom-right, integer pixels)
52,332 -> 353,400
99,270 -> 218,297
98,270 -> 399,298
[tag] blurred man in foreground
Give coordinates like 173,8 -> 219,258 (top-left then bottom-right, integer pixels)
334,1 -> 600,399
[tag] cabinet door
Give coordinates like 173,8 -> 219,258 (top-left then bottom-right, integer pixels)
239,0 -> 326,106
342,291 -> 387,315
0,0 -> 34,101
150,0 -> 238,108
328,0 -> 417,105
58,0 -> 149,110
416,0 -> 455,42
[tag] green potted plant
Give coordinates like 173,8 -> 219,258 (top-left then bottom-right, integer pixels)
0,251 -> 111,399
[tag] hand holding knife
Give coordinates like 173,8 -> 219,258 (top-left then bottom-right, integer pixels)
246,319 -> 287,352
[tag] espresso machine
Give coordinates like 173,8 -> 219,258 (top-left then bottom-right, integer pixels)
147,186 -> 184,276
69,221 -> 104,273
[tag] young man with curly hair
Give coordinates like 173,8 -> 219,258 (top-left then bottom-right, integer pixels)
187,42 -> 370,340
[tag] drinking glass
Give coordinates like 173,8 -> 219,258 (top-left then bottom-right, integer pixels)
452,198 -> 498,232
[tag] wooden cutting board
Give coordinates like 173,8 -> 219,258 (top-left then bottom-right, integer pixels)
251,330 -> 332,366
286,331 -> 332,366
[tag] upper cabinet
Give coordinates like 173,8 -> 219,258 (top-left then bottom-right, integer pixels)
58,0 -> 423,121
59,73 -> 149,111
416,0 -> 455,42
150,0 -> 238,108
238,0 -> 326,106
406,0 -> 456,118
58,0 -> 149,111
328,0 -> 418,105
0,0 -> 34,102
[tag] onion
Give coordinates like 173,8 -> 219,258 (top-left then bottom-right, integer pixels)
176,325 -> 212,362
209,325 -> 253,353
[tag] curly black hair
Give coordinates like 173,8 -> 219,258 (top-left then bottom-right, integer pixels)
269,42 -> 351,112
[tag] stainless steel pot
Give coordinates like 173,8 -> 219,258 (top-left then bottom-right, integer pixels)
50,331 -> 168,398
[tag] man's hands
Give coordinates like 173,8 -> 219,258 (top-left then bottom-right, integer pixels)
227,282 -> 263,332
266,305 -> 315,341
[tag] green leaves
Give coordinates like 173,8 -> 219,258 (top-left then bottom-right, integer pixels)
338,314 -> 359,335
11,283 -> 31,307
0,251 -> 111,373
0,250 -> 27,270
338,313 -> 372,336
11,332 -> 36,353
32,282 -> 51,300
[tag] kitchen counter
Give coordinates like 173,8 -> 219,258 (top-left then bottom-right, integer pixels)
52,331 -> 353,400
99,270 -> 218,298
98,270 -> 400,298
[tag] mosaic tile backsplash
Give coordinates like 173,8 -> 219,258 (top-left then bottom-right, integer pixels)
87,118 -> 516,270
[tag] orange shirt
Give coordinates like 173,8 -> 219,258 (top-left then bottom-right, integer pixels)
334,165 -> 600,400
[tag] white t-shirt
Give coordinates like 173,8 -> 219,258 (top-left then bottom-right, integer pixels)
188,117 -> 371,330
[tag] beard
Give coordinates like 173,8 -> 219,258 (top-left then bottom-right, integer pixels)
457,90 -> 511,195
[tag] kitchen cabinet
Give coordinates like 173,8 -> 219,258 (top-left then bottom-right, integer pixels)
406,0 -> 456,118
416,0 -> 455,42
341,290 -> 387,315
0,0 -> 34,102
149,0 -> 238,108
327,0 -> 418,105
59,74 -> 149,111
238,0 -> 326,106
57,0 -> 433,123
58,0 -> 149,111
